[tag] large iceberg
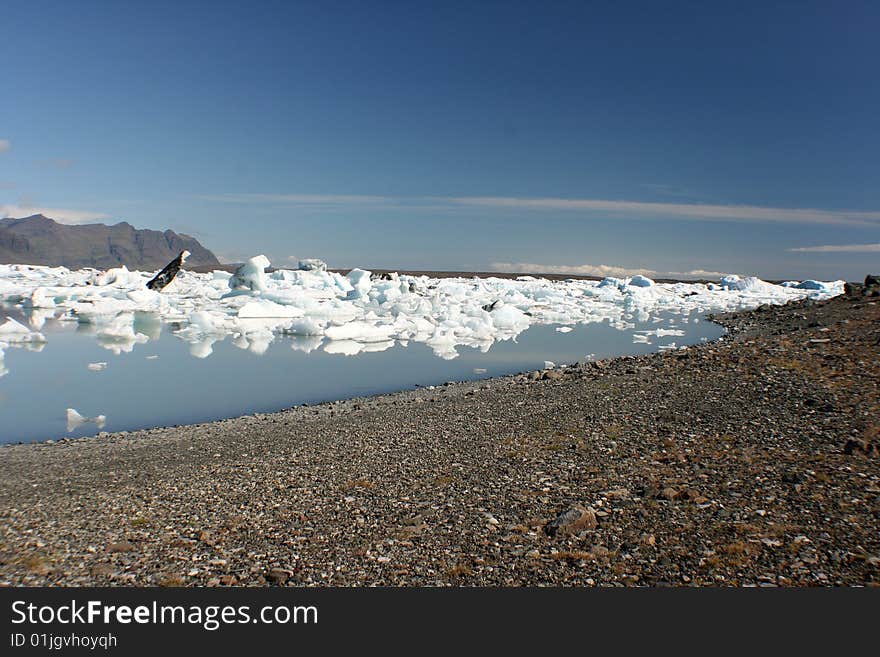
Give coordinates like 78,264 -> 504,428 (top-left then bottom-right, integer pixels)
229,255 -> 271,292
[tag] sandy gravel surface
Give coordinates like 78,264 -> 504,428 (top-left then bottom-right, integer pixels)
1,290 -> 878,586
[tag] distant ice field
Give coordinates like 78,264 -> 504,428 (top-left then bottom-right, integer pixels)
0,258 -> 843,443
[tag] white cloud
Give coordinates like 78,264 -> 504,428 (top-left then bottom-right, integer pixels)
197,193 -> 390,205
451,197 -> 880,228
0,204 -> 110,224
787,243 -> 880,253
0,139 -> 9,152
199,192 -> 880,228
491,262 -> 727,280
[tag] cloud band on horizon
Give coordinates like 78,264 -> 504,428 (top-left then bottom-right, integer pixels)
0,204 -> 110,224
491,261 -> 727,280
198,193 -> 880,228
787,243 -> 880,253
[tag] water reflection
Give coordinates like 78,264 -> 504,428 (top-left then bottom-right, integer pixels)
0,301 -> 725,444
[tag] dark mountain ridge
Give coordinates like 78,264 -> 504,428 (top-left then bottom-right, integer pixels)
0,214 -> 220,269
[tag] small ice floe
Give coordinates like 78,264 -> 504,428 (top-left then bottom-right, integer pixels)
544,361 -> 556,369
555,326 -> 574,333
87,362 -> 108,371
66,408 -> 107,432
637,328 -> 686,338
145,355 -> 159,360
658,342 -> 678,351
473,367 -> 487,374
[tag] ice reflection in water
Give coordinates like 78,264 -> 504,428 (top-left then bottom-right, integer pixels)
0,303 -> 724,444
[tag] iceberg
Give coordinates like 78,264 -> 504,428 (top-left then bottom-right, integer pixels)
238,300 -> 303,318
229,255 -> 271,292
298,258 -> 328,272
0,258 -> 845,368
628,275 -> 655,287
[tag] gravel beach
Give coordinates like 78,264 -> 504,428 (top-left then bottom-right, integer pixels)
1,290 -> 878,587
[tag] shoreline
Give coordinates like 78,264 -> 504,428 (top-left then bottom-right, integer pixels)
0,293 -> 877,586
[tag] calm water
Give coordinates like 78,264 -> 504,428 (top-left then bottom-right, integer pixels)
0,308 -> 723,443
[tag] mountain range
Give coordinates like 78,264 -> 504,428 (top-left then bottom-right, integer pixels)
0,214 -> 220,270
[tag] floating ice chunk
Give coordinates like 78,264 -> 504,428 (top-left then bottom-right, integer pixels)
719,274 -> 776,293
146,354 -> 159,360
89,265 -> 140,287
489,304 -> 530,331
544,361 -> 556,369
473,367 -> 487,374
87,362 -> 108,371
298,258 -> 328,271
238,300 -> 304,318
126,288 -> 164,308
598,277 -> 625,289
95,313 -> 149,354
637,328 -> 686,338
70,296 -> 139,321
0,318 -> 46,343
24,287 -> 56,308
628,275 -> 655,287
555,326 -> 573,333
229,255 -> 271,291
325,321 -> 395,342
66,408 -> 107,432
183,311 -> 228,335
346,269 -> 373,299
283,318 -> 325,336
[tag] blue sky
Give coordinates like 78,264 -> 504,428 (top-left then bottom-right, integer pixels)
1,1 -> 878,280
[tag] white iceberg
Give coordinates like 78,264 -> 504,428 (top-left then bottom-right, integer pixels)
298,258 -> 328,271
229,255 -> 271,292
